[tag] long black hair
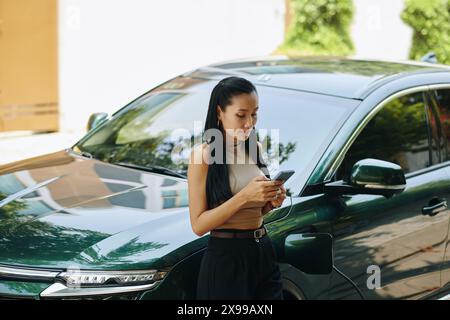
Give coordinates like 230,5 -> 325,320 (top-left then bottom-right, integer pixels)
203,76 -> 270,210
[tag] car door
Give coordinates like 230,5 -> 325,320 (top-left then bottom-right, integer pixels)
327,90 -> 450,299
429,87 -> 450,290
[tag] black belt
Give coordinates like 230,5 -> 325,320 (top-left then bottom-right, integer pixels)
210,226 -> 266,239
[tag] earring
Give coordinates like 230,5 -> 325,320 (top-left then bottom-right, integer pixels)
217,119 -> 220,127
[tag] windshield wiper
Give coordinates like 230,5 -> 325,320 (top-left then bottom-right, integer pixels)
115,162 -> 186,179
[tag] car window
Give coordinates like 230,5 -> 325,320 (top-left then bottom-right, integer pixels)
432,89 -> 450,162
336,91 -> 431,180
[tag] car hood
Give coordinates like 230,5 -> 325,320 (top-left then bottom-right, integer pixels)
0,150 -> 205,270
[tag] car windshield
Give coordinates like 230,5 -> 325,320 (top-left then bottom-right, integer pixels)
73,77 -> 359,196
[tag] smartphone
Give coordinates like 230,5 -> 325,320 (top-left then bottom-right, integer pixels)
271,170 -> 295,182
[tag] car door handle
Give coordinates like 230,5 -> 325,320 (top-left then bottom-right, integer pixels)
422,198 -> 447,216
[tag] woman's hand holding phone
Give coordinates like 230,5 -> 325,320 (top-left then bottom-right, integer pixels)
265,170 -> 294,210
238,175 -> 284,208
269,184 -> 286,208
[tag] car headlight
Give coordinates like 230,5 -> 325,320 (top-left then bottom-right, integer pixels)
40,269 -> 169,299
57,269 -> 167,287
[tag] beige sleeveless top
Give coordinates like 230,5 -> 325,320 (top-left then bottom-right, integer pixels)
215,141 -> 268,230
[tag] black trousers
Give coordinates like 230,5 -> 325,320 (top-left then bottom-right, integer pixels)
196,226 -> 284,300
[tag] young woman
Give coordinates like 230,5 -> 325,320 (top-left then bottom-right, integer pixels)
188,76 -> 287,300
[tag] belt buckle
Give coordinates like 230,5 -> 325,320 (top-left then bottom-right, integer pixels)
253,229 -> 263,239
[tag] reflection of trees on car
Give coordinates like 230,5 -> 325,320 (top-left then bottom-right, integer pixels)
0,192 -> 27,218
0,192 -> 169,264
0,198 -> 107,261
83,133 -> 177,171
89,238 -> 167,263
258,133 -> 297,167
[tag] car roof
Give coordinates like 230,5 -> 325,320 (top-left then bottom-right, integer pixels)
183,56 -> 450,100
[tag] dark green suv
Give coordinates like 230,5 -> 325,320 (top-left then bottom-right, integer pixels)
1,57 -> 450,300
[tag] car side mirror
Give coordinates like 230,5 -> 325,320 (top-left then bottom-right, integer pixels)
284,233 -> 333,274
324,158 -> 406,198
87,112 -> 108,131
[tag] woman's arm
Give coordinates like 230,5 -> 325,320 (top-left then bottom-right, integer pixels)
188,144 -> 248,237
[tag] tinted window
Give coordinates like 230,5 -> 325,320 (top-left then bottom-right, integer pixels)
433,89 -> 450,161
336,92 -> 430,180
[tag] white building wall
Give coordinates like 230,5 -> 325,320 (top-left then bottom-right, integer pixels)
350,0 -> 413,61
58,0 -> 286,133
58,0 -> 415,133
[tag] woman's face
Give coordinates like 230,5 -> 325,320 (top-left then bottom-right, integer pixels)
217,91 -> 259,144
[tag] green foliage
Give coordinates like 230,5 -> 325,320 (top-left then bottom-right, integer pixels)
0,192 -> 27,217
276,0 -> 354,56
401,0 -> 450,64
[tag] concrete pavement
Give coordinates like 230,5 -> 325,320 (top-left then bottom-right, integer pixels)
0,130 -> 85,166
